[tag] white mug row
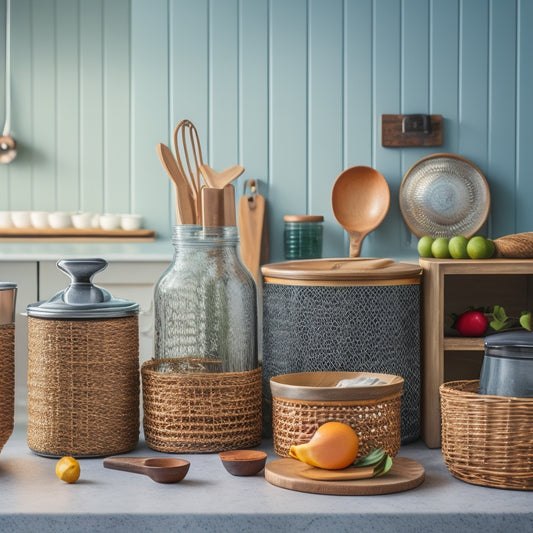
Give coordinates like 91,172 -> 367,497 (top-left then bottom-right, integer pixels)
0,211 -> 143,231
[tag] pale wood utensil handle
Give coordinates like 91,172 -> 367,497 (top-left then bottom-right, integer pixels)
238,180 -> 266,284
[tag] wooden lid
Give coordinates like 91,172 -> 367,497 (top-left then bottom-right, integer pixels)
270,371 -> 404,401
261,258 -> 421,282
283,215 -> 324,223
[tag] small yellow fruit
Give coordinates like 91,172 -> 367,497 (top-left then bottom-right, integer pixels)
55,456 -> 80,483
289,421 -> 359,470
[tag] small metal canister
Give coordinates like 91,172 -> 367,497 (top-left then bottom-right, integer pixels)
26,258 -> 139,457
0,282 -> 16,453
480,331 -> 533,397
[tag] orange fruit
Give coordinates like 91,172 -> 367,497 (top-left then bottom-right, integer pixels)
289,421 -> 359,470
55,456 -> 80,483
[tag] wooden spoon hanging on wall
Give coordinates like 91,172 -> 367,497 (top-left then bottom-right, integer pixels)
331,166 -> 390,257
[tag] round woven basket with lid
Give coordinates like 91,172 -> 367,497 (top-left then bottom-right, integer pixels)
26,258 -> 140,458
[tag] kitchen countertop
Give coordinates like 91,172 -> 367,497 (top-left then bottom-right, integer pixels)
0,425 -> 531,533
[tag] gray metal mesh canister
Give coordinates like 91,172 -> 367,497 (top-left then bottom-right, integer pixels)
0,282 -> 16,453
26,258 -> 140,457
261,258 -> 422,443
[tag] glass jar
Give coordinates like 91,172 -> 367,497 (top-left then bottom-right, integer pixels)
284,215 -> 324,260
154,225 -> 257,373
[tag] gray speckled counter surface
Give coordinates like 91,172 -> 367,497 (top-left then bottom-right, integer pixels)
0,426 -> 531,533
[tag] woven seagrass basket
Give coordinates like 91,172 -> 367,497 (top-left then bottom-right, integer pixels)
142,358 -> 262,453
0,323 -> 15,453
270,371 -> 403,459
440,380 -> 533,490
27,316 -> 140,457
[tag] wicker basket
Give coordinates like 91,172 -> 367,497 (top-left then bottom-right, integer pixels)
270,372 -> 403,459
27,316 -> 140,457
141,358 -> 262,453
0,323 -> 15,453
440,380 -> 533,490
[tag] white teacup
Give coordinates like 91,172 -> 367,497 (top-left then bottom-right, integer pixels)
0,211 -> 13,228
120,214 -> 143,231
48,211 -> 72,229
71,212 -> 93,230
11,211 -> 32,228
99,213 -> 121,231
30,211 -> 50,228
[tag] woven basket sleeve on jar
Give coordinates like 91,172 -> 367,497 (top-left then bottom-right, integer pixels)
0,324 -> 15,452
27,316 -> 139,457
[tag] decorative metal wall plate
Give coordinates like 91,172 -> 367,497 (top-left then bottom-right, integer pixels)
399,153 -> 490,238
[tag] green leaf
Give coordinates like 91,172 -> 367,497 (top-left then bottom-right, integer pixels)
520,311 -> 532,331
353,448 -> 385,468
493,305 -> 508,323
490,318 -> 506,331
374,455 -> 393,478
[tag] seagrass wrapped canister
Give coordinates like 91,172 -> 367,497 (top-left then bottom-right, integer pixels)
262,258 -> 422,443
0,282 -> 16,453
26,258 -> 140,457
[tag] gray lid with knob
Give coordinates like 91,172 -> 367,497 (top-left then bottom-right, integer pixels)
27,258 -> 139,319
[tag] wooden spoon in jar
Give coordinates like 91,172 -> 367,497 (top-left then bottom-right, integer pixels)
156,142 -> 197,224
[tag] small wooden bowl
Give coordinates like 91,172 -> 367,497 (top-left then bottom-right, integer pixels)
219,450 -> 267,476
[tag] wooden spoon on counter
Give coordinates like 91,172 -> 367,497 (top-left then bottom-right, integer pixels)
103,456 -> 190,484
331,166 -> 390,257
156,142 -> 196,224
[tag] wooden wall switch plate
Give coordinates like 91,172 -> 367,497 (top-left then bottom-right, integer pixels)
381,114 -> 443,147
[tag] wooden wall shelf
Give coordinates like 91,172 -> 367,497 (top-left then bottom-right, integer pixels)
0,227 -> 156,242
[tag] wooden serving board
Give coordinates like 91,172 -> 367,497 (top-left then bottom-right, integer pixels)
264,457 -> 425,496
0,227 -> 156,242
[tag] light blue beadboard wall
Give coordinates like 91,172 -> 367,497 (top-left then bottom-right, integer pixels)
0,0 -> 531,261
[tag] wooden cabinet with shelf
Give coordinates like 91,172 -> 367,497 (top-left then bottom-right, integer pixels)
419,258 -> 533,447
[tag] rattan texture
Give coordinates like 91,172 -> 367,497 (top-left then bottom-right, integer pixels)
271,392 -> 402,459
142,358 -> 262,453
440,380 -> 533,490
494,232 -> 533,258
0,324 -> 14,453
27,316 -> 139,457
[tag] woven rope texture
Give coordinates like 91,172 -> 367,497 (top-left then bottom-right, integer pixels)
271,392 -> 402,459
27,316 -> 139,457
142,358 -> 262,453
0,324 -> 14,453
440,380 -> 533,490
